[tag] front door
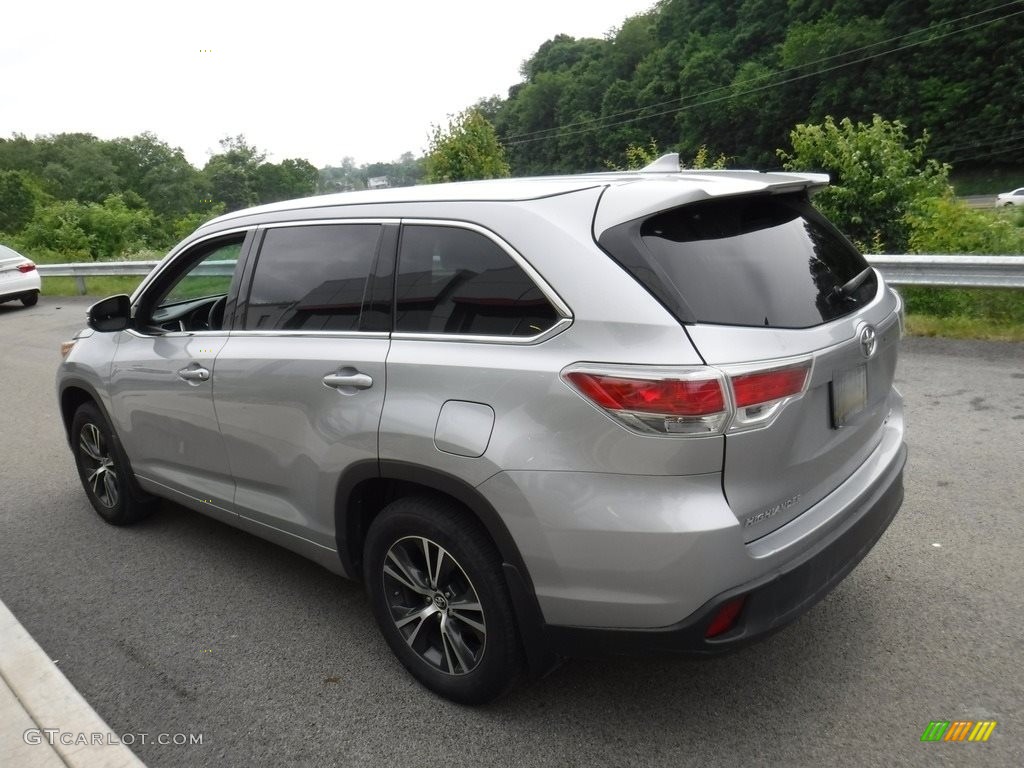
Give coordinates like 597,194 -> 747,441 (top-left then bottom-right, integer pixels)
109,233 -> 248,519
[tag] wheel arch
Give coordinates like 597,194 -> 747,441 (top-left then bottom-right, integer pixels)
59,379 -> 108,444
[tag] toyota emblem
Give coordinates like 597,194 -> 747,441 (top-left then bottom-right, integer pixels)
858,324 -> 877,359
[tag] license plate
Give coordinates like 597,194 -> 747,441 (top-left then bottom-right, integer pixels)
831,364 -> 867,428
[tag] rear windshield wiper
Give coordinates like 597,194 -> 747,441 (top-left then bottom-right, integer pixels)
834,267 -> 874,299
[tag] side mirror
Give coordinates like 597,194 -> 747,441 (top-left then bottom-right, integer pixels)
87,294 -> 132,332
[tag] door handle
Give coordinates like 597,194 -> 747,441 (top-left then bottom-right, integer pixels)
323,371 -> 373,390
177,366 -> 210,382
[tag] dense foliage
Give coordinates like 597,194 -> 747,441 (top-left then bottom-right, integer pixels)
488,0 -> 1023,175
424,110 -> 511,183
0,133 -> 319,261
779,115 -> 1023,254
780,115 -> 951,252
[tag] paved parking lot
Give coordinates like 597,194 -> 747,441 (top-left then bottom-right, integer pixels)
1,296 -> 1022,767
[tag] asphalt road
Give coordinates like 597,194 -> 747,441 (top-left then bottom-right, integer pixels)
2,296 -> 1022,768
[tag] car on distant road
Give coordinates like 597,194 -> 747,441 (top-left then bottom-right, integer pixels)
56,156 -> 907,704
0,244 -> 41,307
996,188 -> 1024,207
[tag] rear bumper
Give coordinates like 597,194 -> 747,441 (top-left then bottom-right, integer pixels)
544,441 -> 906,656
0,286 -> 40,302
0,271 -> 41,302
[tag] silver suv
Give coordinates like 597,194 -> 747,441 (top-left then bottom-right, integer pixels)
57,157 -> 907,704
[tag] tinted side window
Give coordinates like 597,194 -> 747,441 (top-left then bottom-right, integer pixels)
159,241 -> 240,307
395,225 -> 559,337
245,224 -> 381,331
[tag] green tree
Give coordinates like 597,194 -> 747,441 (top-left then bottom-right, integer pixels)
107,133 -> 207,217
482,0 -> 1024,175
254,158 -> 319,203
424,110 -> 510,183
0,134 -> 41,175
0,170 -> 40,233
202,136 -> 265,212
36,134 -> 122,203
778,115 -> 951,252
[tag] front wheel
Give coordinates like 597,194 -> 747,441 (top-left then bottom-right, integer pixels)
71,402 -> 154,525
364,495 -> 523,704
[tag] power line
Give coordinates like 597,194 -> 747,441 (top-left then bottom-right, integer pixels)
947,141 -> 1024,165
940,131 -> 1024,156
930,118 -> 1024,148
502,1 -> 1024,144
503,5 -> 1024,148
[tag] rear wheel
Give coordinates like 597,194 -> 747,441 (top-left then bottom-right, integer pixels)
20,291 -> 38,307
71,402 -> 154,525
364,495 -> 522,704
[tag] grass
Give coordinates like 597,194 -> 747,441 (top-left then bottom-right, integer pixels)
900,286 -> 1024,324
906,313 -> 1024,342
40,276 -> 144,297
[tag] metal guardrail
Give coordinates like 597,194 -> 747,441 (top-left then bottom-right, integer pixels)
35,255 -> 1024,294
36,260 -> 233,295
864,255 -> 1024,289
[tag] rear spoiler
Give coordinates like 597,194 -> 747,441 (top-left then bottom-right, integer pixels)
593,154 -> 831,238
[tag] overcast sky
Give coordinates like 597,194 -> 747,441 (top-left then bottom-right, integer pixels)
3,0 -> 655,169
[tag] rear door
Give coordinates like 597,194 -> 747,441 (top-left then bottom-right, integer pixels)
599,193 -> 900,541
689,308 -> 899,542
211,221 -> 396,550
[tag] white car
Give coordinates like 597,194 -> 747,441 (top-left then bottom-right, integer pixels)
0,244 -> 41,307
996,188 -> 1024,207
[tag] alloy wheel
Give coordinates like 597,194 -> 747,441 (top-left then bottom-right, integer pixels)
78,422 -> 119,509
382,536 -> 487,675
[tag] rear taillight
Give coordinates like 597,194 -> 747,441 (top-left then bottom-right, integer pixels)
731,364 -> 809,407
728,360 -> 810,430
565,372 -> 725,415
563,358 -> 811,437
17,262 -> 36,273
563,368 -> 729,435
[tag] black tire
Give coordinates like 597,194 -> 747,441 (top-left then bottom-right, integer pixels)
364,495 -> 523,704
70,402 -> 155,525
20,291 -> 38,307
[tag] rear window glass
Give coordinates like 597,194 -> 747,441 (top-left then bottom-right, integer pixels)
604,195 -> 877,328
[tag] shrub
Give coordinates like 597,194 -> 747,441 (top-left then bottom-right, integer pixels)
779,115 -> 951,252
